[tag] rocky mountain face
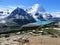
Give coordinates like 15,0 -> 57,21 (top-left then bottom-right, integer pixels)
6,7 -> 36,25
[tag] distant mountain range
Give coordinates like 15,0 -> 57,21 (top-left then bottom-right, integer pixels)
0,4 -> 60,24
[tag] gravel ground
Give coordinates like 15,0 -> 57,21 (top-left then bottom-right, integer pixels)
0,34 -> 60,45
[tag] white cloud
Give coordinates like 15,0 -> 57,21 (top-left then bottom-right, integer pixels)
0,5 -> 26,19
51,12 -> 60,17
28,4 -> 39,15
27,4 -> 39,21
0,5 -> 26,13
0,7 -> 13,13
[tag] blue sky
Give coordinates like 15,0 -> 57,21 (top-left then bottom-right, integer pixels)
0,0 -> 60,12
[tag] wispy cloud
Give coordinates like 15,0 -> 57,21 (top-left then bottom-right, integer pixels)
28,4 -> 39,15
51,12 -> 60,17
0,5 -> 26,13
27,4 -> 39,21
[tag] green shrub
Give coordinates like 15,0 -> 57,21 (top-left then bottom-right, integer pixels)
51,34 -> 58,38
43,29 -> 58,35
4,34 -> 10,38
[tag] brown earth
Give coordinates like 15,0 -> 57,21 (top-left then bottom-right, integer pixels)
0,34 -> 60,45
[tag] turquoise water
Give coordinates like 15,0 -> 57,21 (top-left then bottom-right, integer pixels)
33,21 -> 52,25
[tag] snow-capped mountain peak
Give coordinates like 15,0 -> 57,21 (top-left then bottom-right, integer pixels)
26,4 -> 46,21
27,4 -> 39,15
